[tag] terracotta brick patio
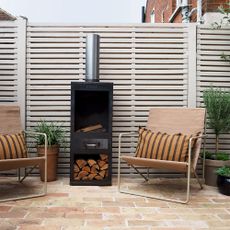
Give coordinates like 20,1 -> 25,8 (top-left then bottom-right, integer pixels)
0,176 -> 230,230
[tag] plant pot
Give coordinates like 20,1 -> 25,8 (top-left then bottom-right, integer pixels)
37,145 -> 59,182
217,175 -> 230,196
205,159 -> 230,187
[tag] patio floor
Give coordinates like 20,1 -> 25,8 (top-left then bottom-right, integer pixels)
0,176 -> 230,230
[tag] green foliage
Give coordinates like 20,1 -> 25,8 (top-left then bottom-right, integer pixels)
220,53 -> 230,62
216,152 -> 230,161
203,88 -> 230,135
34,120 -> 66,146
212,3 -> 230,62
216,166 -> 230,177
212,3 -> 230,28
201,151 -> 214,160
203,87 -> 230,152
202,151 -> 229,161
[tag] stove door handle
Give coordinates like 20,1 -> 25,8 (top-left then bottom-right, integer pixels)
85,143 -> 98,149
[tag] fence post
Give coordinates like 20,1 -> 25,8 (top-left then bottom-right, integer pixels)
16,17 -> 27,129
187,23 -> 197,108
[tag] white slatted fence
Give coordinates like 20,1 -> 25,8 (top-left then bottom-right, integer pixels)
197,25 -> 230,155
1,19 -> 229,176
0,21 -> 18,103
26,24 -> 189,175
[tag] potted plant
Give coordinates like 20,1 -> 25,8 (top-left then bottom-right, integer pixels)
203,87 -> 230,186
216,166 -> 230,196
34,121 -> 65,182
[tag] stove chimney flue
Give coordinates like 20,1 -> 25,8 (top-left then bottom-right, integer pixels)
85,34 -> 100,82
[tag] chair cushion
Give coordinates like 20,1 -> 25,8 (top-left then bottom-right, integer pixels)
135,127 -> 194,162
0,132 -> 27,160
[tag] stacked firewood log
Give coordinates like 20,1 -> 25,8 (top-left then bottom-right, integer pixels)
73,153 -> 109,180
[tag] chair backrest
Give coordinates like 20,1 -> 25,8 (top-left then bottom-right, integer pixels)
146,107 -> 206,169
0,105 -> 22,134
147,108 -> 206,135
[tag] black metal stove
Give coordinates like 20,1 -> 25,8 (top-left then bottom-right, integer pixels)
70,82 -> 113,185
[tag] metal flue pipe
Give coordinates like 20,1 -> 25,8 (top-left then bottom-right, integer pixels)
85,34 -> 100,82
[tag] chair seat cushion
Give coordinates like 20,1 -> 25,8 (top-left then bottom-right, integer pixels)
0,132 -> 27,159
121,156 -> 188,172
135,127 -> 194,162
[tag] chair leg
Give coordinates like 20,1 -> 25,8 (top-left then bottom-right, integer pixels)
131,165 -> 149,182
118,162 -> 191,204
18,168 -> 21,182
147,168 -> 150,180
20,166 -> 37,182
193,168 -> 203,189
0,162 -> 47,203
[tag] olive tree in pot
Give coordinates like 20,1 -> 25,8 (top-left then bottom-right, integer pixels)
216,166 -> 230,196
203,88 -> 230,186
34,121 -> 65,182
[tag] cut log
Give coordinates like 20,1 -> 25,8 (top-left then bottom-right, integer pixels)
88,173 -> 97,180
88,159 -> 97,167
99,170 -> 106,178
74,164 -> 80,173
82,176 -> 89,180
101,163 -> 108,170
74,172 -> 79,178
100,153 -> 108,161
97,160 -> 106,168
79,123 -> 103,133
78,171 -> 89,179
76,159 -> 87,169
95,175 -> 103,180
82,166 -> 91,173
90,164 -> 99,174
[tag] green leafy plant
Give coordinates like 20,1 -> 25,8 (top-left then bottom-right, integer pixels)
203,87 -> 230,153
216,152 -> 230,161
212,3 -> 230,28
216,166 -> 230,177
212,3 -> 230,62
201,151 -> 229,160
34,120 -> 66,146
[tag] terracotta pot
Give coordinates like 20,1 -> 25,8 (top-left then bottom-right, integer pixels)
37,145 -> 59,182
217,175 -> 230,196
205,159 -> 230,187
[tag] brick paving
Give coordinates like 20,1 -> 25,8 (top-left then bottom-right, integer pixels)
0,176 -> 230,230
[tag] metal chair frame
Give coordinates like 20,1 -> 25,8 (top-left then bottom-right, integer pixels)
0,131 -> 48,202
118,132 -> 206,204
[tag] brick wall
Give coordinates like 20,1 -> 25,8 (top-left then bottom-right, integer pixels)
0,9 -> 16,21
145,0 -> 229,23
145,0 -> 174,23
204,0 -> 229,12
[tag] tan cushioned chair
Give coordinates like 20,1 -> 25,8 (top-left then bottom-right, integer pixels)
118,107 -> 206,204
0,105 -> 47,202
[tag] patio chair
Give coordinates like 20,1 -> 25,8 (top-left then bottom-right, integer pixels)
0,105 -> 47,202
118,107 -> 206,204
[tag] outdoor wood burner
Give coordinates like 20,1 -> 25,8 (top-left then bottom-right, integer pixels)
70,81 -> 113,185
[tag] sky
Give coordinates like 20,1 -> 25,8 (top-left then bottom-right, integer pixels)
0,0 -> 147,23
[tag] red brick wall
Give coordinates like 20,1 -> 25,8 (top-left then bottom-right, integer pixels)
205,0 -> 229,12
145,0 -> 229,23
145,0 -> 174,23
0,10 -> 15,21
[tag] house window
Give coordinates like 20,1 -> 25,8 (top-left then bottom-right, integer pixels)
150,10 -> 155,23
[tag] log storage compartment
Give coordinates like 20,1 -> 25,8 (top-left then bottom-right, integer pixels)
73,153 -> 109,181
70,82 -> 113,185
